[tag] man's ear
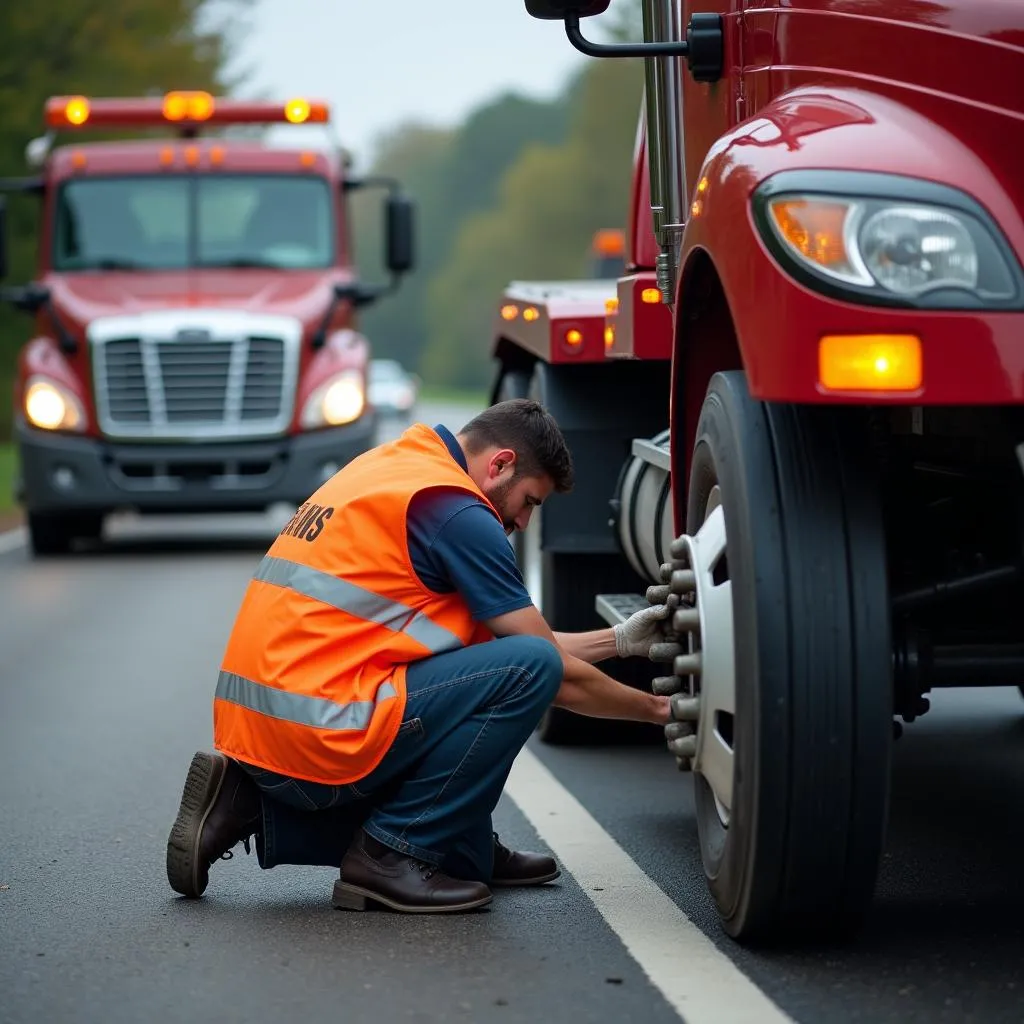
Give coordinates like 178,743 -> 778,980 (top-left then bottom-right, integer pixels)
490,448 -> 517,479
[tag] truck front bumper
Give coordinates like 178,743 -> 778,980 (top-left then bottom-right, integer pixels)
15,415 -> 376,516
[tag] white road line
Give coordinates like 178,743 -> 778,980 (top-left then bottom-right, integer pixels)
505,747 -> 796,1024
0,527 -> 26,554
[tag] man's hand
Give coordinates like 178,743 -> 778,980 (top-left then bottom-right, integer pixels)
613,603 -> 671,658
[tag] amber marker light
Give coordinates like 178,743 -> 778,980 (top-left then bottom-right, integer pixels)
819,334 -> 922,392
163,90 -> 215,122
64,96 -> 90,126
500,304 -> 519,321
285,98 -> 312,124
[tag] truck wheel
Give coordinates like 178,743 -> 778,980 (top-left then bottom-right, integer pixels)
27,512 -> 103,557
672,371 -> 891,943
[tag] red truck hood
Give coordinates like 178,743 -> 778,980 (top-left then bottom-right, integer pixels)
44,269 -> 342,323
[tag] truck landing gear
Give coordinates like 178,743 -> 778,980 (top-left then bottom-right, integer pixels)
649,371 -> 892,944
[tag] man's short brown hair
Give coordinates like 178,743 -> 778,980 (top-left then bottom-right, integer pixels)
459,399 -> 574,493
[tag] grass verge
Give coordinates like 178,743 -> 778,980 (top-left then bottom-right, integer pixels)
0,442 -> 18,518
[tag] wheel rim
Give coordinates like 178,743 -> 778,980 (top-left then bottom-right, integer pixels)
684,485 -> 736,828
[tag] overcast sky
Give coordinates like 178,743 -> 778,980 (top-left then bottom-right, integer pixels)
229,0 -> 604,169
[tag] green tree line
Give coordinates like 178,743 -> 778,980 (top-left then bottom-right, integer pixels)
0,1 -> 644,438
353,8 -> 644,392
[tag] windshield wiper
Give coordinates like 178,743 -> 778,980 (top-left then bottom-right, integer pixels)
70,258 -> 152,271
198,257 -> 283,269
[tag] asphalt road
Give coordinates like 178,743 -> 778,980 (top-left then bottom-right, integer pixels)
1,400 -> 1023,1024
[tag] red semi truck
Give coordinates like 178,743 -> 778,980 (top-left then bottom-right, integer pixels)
0,92 -> 415,555
492,1 -> 1024,943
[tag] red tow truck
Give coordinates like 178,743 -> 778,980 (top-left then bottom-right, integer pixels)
493,1 -> 1024,944
0,92 -> 415,555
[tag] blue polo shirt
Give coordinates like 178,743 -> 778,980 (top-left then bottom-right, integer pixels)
406,425 -> 534,622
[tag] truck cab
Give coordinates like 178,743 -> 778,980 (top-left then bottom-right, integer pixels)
500,0 -> 1024,944
0,92 -> 415,555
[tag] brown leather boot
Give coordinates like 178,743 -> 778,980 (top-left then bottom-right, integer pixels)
491,832 -> 560,887
166,751 -> 261,898
332,830 -> 492,914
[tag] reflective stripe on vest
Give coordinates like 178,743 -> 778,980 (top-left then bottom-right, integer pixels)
254,555 -> 465,655
216,671 -> 398,731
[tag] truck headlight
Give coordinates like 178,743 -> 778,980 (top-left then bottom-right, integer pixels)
24,376 -> 86,432
753,172 -> 1022,309
300,370 -> 366,429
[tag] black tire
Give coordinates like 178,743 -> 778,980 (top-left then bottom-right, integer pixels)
686,371 -> 891,944
27,512 -> 103,557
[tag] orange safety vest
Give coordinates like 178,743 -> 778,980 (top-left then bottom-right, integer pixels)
212,423 -> 502,785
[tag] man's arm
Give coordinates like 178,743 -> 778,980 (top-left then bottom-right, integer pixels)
554,601 -> 672,664
485,606 -> 669,725
553,628 -> 617,664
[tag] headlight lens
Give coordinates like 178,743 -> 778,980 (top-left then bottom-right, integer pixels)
300,370 -> 365,429
860,206 -> 978,296
764,194 -> 1017,306
24,376 -> 86,432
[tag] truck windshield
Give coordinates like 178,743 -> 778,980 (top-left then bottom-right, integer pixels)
52,174 -> 335,271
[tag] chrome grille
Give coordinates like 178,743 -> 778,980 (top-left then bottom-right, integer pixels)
157,339 -> 233,422
91,318 -> 297,441
242,336 -> 286,420
104,338 -> 150,423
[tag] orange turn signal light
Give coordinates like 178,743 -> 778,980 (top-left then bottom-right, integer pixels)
523,307 -> 540,322
500,304 -> 519,321
564,328 -> 583,347
641,287 -> 661,304
819,334 -> 922,393
770,200 -> 850,275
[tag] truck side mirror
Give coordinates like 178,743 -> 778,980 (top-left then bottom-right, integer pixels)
525,0 -> 610,17
385,193 -> 415,275
0,197 -> 8,281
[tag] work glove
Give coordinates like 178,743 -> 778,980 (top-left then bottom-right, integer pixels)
613,602 -> 671,658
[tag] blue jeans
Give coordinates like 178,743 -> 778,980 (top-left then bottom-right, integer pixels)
242,634 -> 563,883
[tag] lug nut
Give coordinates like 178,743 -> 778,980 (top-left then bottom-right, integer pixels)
646,584 -> 670,605
670,537 -> 691,562
659,562 -> 674,583
667,734 -> 697,758
665,720 -> 693,741
649,641 -> 684,663
652,675 -> 684,696
673,607 -> 700,634
675,756 -> 693,772
670,694 -> 700,721
672,652 -> 701,677
670,569 -> 696,595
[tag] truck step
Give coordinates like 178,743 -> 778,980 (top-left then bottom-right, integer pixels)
595,592 -> 649,627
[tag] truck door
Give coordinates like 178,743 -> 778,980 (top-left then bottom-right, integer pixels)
679,0 -> 764,202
